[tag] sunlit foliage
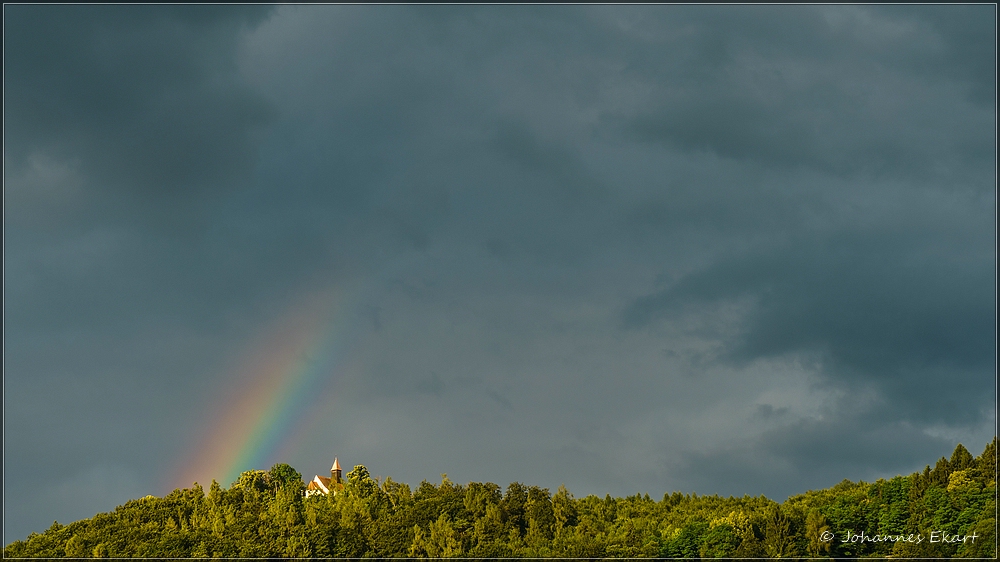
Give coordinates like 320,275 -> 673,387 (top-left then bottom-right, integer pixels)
5,441 -> 995,558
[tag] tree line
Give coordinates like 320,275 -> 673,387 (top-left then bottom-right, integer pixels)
4,440 -> 995,558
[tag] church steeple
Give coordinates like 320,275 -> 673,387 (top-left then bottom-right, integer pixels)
331,457 -> 342,483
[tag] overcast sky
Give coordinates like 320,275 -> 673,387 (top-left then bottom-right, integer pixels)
3,4 -> 996,543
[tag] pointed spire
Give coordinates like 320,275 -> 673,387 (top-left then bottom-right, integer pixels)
331,457 -> 343,485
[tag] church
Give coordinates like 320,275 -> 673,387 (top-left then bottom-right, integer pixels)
304,457 -> 343,497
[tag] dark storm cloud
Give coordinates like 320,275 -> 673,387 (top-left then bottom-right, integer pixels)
4,6 -> 282,542
672,413 -> 959,500
3,4 -> 994,544
883,5 -> 997,107
4,5 -> 275,209
242,27 -> 620,267
612,5 -> 994,432
610,5 -> 995,179
2,5 -> 317,335
622,200 -> 994,425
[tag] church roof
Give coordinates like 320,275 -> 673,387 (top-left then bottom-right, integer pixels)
332,457 -> 341,471
307,475 -> 331,494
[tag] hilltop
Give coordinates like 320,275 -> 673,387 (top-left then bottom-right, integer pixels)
4,440 -> 995,558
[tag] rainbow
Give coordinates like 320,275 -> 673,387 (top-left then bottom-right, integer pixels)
171,285 -> 359,490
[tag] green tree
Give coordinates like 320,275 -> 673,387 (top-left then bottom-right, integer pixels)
346,465 -> 378,499
268,463 -> 304,492
804,508 -> 831,557
427,512 -> 463,557
661,520 -> 707,558
408,524 -> 429,557
974,437 -> 997,483
552,484 -> 578,534
231,469 -> 271,494
700,523 -> 740,558
524,486 -> 555,544
950,443 -> 975,471
955,516 -> 995,558
65,534 -> 87,557
464,482 -> 502,520
501,482 -> 529,536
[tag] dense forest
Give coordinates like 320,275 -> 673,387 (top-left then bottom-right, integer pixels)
5,440 -> 995,558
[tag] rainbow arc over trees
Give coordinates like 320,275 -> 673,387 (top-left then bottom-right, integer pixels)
173,287 -> 357,490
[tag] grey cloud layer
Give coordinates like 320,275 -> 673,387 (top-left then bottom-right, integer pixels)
4,4 -> 995,543
620,6 -> 995,176
5,6 -> 274,198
